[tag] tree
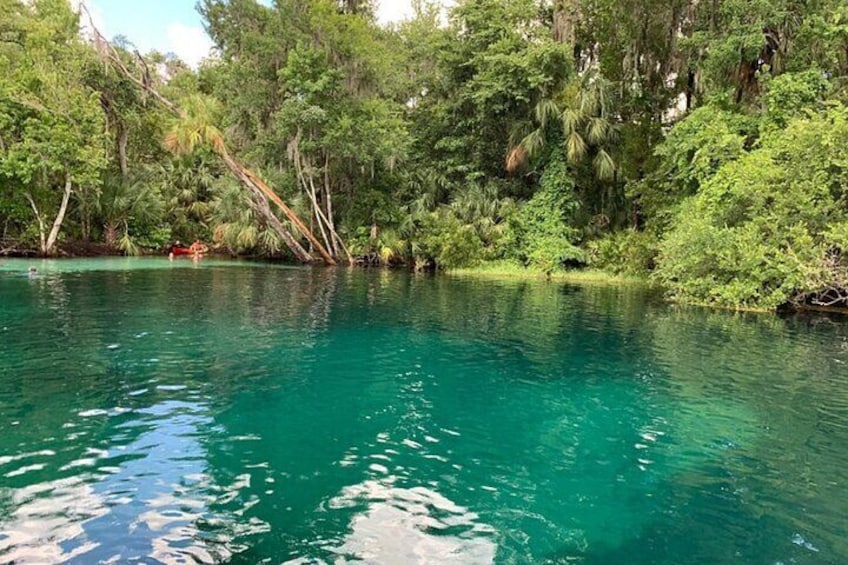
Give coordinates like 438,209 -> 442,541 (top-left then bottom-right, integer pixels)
0,0 -> 107,255
655,101 -> 848,309
511,71 -> 617,182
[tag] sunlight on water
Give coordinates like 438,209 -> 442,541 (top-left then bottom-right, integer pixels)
0,259 -> 847,563
325,479 -> 497,563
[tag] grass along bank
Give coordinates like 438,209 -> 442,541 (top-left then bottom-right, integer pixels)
447,261 -> 649,286
447,262 -> 782,313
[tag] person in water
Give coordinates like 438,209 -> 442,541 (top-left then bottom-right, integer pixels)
167,240 -> 183,261
189,240 -> 208,260
168,240 -> 199,261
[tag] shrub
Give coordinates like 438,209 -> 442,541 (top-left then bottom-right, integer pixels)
654,105 -> 848,309
588,229 -> 659,275
638,105 -> 755,228
414,211 -> 486,269
505,155 -> 584,272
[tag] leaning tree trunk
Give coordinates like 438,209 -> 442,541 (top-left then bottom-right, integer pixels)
44,176 -> 73,255
323,153 -> 342,260
24,192 -> 46,255
219,150 -> 336,265
26,176 -> 73,256
248,182 -> 312,263
305,170 -> 333,258
290,138 -> 334,259
304,159 -> 353,264
290,141 -> 353,265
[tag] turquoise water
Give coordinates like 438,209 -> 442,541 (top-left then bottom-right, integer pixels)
0,258 -> 846,564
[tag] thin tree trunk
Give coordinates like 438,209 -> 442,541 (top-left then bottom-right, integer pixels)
26,177 -> 73,256
25,192 -> 46,254
323,154 -> 341,259
307,173 -> 333,257
81,203 -> 90,241
294,149 -> 352,263
710,0 -> 718,33
553,0 -> 581,51
302,156 -> 353,265
118,124 -> 129,178
294,150 -> 333,257
44,176 -> 73,255
663,5 -> 681,79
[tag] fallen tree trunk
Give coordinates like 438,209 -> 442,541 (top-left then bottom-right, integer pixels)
247,184 -> 312,263
221,151 -> 336,265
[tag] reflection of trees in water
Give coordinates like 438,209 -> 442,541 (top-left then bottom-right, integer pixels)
303,267 -> 340,337
330,272 -> 658,370
644,307 -> 848,560
351,278 -> 848,561
206,273 -> 673,560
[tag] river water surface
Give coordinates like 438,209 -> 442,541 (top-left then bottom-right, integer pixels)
0,258 -> 846,563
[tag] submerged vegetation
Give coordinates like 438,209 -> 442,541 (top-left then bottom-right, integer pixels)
2,0 -> 848,310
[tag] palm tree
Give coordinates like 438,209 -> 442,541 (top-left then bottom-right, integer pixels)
163,95 -> 226,156
209,180 -> 264,254
150,156 -> 217,241
161,94 -> 332,264
509,71 -> 618,181
97,171 -> 164,254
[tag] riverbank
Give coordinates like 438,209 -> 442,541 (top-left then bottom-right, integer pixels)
0,240 -> 118,258
447,261 -> 650,287
5,250 -> 844,316
447,262 -> 848,316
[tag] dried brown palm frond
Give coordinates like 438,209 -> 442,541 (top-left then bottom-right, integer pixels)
506,145 -> 529,174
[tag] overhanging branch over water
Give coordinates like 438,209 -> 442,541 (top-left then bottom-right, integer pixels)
79,2 -> 337,265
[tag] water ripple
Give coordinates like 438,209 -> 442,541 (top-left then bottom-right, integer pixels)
0,261 -> 847,562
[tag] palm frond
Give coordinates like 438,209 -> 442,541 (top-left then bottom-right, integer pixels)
593,149 -> 617,181
164,95 -> 224,156
534,98 -> 560,128
118,232 -> 140,256
565,131 -> 587,163
579,89 -> 599,117
519,128 -> 546,159
237,225 -> 259,248
587,117 -> 611,145
562,108 -> 581,134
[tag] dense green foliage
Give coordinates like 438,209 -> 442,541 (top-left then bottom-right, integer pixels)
2,0 -> 848,309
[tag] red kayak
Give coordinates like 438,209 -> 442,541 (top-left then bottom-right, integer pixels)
170,247 -> 193,256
